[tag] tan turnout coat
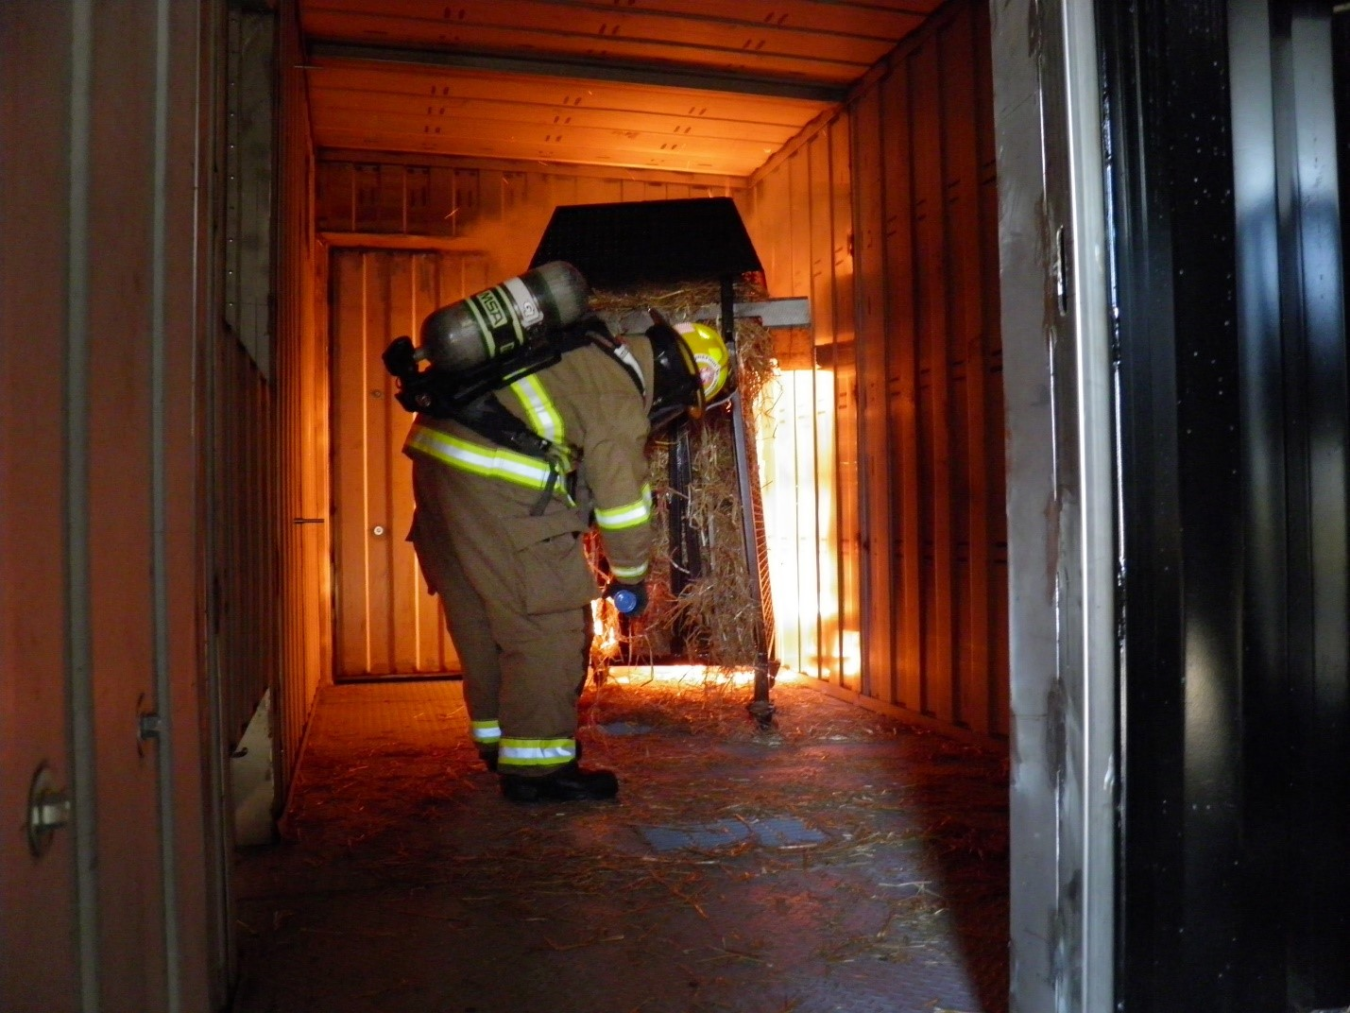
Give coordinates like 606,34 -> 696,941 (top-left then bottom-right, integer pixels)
405,334 -> 656,776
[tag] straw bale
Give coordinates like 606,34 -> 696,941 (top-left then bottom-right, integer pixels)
588,275 -> 778,674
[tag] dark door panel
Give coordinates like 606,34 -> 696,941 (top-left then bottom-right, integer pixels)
1101,0 -> 1350,1007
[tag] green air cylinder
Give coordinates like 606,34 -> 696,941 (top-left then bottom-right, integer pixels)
415,261 -> 589,373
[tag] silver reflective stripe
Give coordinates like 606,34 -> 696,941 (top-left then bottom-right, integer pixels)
503,276 -> 543,327
498,738 -> 576,766
612,342 -> 645,396
470,720 -> 501,744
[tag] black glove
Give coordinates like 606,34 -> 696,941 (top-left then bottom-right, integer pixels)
606,581 -> 648,618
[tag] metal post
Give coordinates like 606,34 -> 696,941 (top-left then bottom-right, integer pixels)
719,277 -> 775,727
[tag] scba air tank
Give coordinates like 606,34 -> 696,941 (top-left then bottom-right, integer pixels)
415,261 -> 589,372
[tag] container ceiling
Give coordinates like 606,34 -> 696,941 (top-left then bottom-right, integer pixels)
299,0 -> 944,177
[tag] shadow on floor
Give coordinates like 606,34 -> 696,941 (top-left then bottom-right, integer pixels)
229,676 -> 1008,1013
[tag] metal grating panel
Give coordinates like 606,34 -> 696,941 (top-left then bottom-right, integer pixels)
638,817 -> 827,853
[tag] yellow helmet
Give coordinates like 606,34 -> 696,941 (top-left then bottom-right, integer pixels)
674,322 -> 731,406
644,315 -> 734,431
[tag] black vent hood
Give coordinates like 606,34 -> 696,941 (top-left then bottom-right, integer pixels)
529,197 -> 763,290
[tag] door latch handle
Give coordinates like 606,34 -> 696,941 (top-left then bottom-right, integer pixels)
137,694 -> 164,758
139,711 -> 164,741
27,764 -> 71,858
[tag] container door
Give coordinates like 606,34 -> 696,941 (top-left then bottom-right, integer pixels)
2,3 -> 213,1011
0,295 -> 82,1004
1100,0 -> 1350,1008
331,249 -> 482,679
1,9 -> 83,1006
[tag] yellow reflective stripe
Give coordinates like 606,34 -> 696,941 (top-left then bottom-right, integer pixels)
610,561 -> 648,582
595,482 -> 653,531
470,720 -> 501,744
498,738 -> 576,766
596,500 -> 649,530
508,373 -> 565,449
405,424 -> 553,492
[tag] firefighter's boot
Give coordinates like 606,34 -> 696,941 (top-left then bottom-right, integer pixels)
499,762 -> 618,802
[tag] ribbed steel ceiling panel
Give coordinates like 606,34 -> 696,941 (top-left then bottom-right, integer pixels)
298,0 -> 942,175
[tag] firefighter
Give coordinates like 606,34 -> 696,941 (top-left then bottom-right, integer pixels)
404,315 -> 730,802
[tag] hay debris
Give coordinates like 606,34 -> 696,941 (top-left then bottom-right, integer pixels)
261,677 -> 1008,1006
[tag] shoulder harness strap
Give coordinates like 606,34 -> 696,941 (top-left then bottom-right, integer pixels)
438,315 -> 646,515
446,314 -> 624,460
450,395 -> 556,463
580,322 -> 646,399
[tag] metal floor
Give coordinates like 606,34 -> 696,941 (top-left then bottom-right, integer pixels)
230,676 -> 1008,1013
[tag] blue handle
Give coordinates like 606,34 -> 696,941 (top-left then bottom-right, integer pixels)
611,588 -> 639,615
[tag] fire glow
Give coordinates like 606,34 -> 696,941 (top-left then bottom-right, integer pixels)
756,368 -> 859,687
605,665 -> 803,688
587,364 -> 861,689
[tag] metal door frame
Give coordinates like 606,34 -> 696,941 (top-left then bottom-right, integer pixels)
1099,1 -> 1350,1008
2,2 -> 229,1010
991,1 -> 1117,1009
994,1 -> 1350,1010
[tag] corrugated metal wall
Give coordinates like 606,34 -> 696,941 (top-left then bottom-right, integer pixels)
211,0 -> 329,814
744,0 -> 1008,739
316,158 -> 742,277
304,0 -> 1006,742
862,0 -> 1006,737
210,343 -> 278,757
1,1 -> 217,1008
742,113 -> 861,693
210,7 -> 278,759
273,0 -> 329,804
312,159 -> 745,678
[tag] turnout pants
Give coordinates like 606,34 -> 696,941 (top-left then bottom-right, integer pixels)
409,456 -> 596,777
